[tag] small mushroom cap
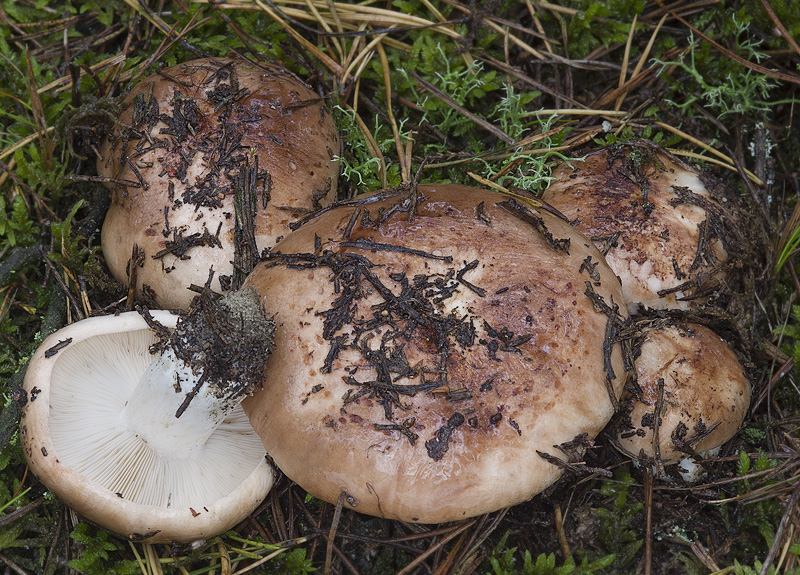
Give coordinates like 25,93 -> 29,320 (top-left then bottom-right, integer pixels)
243,183 -> 628,523
541,141 -> 728,312
99,57 -> 339,309
20,312 -> 273,543
616,323 -> 751,465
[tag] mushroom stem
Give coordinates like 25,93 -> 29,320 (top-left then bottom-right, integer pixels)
119,348 -> 234,458
119,287 -> 275,459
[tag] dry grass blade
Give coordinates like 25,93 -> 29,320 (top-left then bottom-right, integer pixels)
252,0 -> 342,75
37,54 -> 126,95
324,493 -> 344,575
0,127 -> 54,161
479,54 -> 585,107
119,9 -> 211,84
614,14 -> 638,112
377,41 -> 409,182
396,521 -> 475,575
655,122 -> 764,185
344,103 -> 387,187
759,482 -> 800,575
615,14 -> 667,110
198,0 -> 465,42
24,50 -> 52,171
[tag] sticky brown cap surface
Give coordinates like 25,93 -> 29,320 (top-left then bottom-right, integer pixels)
99,58 -> 339,308
541,142 -> 728,311
616,323 -> 750,464
243,184 -> 628,523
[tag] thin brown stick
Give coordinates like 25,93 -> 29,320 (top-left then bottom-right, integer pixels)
254,0 -> 343,75
0,553 -> 28,575
758,0 -> 800,58
324,493 -> 345,575
652,377 -> 667,478
377,41 -> 409,182
643,466 -> 653,575
554,504 -> 572,559
760,482 -> 800,575
614,14 -> 637,112
664,5 -> 800,86
396,521 -> 475,575
0,498 -> 43,530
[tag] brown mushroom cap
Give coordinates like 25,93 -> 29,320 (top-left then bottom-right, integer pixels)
20,311 -> 273,543
540,141 -> 728,312
242,183 -> 628,523
616,323 -> 750,465
99,57 -> 339,309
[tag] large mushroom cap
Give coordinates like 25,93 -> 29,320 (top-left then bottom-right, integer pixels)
20,311 -> 273,543
616,322 -> 751,465
541,141 -> 730,312
99,57 -> 340,309
243,183 -> 628,523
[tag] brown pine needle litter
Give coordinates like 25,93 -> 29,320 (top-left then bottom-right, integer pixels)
1,0 -> 800,574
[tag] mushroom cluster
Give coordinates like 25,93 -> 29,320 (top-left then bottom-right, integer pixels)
542,141 -> 752,471
99,57 -> 340,309
23,98 -> 758,540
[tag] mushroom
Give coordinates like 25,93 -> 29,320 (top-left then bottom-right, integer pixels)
615,322 -> 750,467
540,140 -> 733,313
242,183 -> 629,523
99,57 -> 340,309
20,288 -> 275,542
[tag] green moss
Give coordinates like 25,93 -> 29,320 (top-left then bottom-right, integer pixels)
68,524 -> 141,575
488,532 -> 615,575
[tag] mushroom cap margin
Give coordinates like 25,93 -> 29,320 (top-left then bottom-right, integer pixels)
20,311 -> 274,543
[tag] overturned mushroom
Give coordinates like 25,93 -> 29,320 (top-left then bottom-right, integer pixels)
616,322 -> 750,467
541,141 -> 735,313
20,289 -> 275,542
99,57 -> 340,309
242,183 -> 628,523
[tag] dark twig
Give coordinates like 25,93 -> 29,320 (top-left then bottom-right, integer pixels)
325,493 -> 345,575
0,498 -> 44,529
643,466 -> 653,575
652,377 -> 667,478
758,0 -> 800,58
0,553 -> 28,575
396,521 -> 475,575
759,481 -> 800,575
408,70 -> 513,144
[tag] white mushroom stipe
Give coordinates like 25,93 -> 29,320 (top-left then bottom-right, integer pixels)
49,330 -> 264,509
119,346 -> 239,459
